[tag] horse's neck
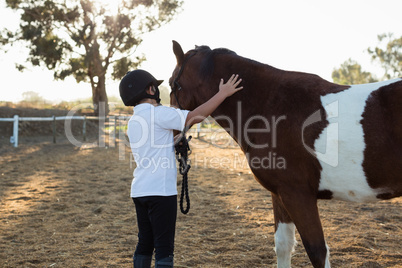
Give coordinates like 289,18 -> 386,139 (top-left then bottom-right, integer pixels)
204,62 -> 276,150
212,99 -> 263,152
209,62 -> 342,152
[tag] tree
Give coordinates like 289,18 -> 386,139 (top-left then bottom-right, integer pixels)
1,0 -> 182,115
332,58 -> 378,85
368,33 -> 402,80
159,85 -> 171,105
22,91 -> 45,103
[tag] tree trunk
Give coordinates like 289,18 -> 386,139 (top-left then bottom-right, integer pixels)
86,37 -> 109,116
92,74 -> 109,116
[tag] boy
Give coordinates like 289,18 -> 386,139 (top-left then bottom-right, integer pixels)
119,69 -> 242,268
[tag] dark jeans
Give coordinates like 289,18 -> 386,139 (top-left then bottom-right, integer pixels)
133,195 -> 177,261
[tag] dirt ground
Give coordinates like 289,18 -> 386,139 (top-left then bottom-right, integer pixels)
0,129 -> 401,267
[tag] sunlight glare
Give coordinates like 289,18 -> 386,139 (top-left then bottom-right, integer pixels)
96,0 -> 120,15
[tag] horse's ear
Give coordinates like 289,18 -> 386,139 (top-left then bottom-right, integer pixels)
172,40 -> 184,65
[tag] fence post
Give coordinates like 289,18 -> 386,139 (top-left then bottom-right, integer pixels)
197,123 -> 201,139
52,116 -> 56,143
107,115 -> 115,148
11,115 -> 19,147
114,116 -> 117,147
118,115 -> 127,160
83,115 -> 87,142
98,102 -> 106,148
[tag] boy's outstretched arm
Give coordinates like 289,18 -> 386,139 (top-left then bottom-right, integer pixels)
185,74 -> 243,126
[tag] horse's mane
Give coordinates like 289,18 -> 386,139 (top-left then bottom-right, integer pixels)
190,45 -> 237,79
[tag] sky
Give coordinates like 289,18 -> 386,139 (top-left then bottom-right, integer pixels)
1,0 -> 401,103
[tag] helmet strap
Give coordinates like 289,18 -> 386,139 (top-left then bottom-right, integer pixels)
142,86 -> 161,104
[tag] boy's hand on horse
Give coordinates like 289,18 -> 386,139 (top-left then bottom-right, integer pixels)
185,74 -> 243,127
219,74 -> 243,97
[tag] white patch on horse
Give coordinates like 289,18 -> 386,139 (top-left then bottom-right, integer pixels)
274,222 -> 297,268
325,243 -> 331,268
315,79 -> 401,202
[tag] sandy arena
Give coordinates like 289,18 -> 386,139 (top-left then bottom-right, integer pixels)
0,127 -> 401,267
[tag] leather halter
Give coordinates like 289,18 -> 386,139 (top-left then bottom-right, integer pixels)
171,51 -> 197,109
170,51 -> 198,214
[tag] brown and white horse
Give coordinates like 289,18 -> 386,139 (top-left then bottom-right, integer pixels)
169,41 -> 402,268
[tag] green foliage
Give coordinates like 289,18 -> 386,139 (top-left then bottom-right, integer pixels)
332,59 -> 378,85
2,0 -> 182,81
368,33 -> 402,79
1,0 -> 183,113
111,56 -> 144,80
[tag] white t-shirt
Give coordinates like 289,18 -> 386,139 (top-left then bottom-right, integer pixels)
127,103 -> 190,198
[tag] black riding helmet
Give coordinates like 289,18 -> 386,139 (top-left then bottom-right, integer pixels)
119,69 -> 163,106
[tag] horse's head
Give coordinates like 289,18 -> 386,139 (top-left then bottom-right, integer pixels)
169,40 -> 201,110
170,41 -> 234,110
169,40 -> 242,112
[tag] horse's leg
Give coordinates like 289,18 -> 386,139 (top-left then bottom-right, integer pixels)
272,193 -> 297,268
279,191 -> 330,268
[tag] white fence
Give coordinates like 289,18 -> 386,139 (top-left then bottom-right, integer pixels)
0,115 -> 130,148
1,115 -> 220,149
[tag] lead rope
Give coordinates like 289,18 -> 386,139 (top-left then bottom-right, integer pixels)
175,134 -> 192,214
